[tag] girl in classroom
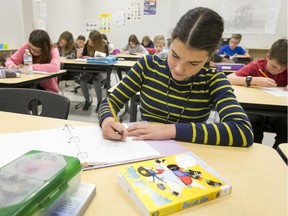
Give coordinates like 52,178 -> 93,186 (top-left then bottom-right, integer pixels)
5,29 -> 60,93
57,31 -> 76,59
80,30 -> 109,112
99,7 -> 254,147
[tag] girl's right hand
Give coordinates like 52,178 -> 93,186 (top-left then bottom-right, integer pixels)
101,117 -> 128,141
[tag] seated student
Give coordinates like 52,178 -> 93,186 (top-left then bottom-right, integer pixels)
227,38 -> 287,149
153,35 -> 165,55
121,34 -> 149,55
57,31 -> 76,59
101,34 -> 115,54
141,35 -> 154,48
99,7 -> 253,147
80,30 -> 109,112
156,37 -> 171,59
218,34 -> 249,57
117,34 -> 149,80
76,35 -> 86,58
5,29 -> 60,93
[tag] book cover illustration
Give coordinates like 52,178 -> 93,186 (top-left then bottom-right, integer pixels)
118,152 -> 232,216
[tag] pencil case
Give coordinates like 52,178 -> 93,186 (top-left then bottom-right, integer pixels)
0,150 -> 82,216
0,67 -> 21,78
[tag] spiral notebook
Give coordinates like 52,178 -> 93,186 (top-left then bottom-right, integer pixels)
0,125 -> 187,170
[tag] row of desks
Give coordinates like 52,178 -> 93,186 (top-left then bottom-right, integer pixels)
0,58 -> 287,120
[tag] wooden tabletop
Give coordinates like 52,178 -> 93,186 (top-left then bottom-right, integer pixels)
232,85 -> 287,107
0,111 -> 287,216
0,70 -> 66,85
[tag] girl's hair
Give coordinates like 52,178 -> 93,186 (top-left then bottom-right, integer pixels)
269,38 -> 287,67
57,31 -> 75,55
88,30 -> 106,56
29,29 -> 52,64
171,7 -> 224,56
128,34 -> 140,45
101,34 -> 110,44
142,35 -> 151,43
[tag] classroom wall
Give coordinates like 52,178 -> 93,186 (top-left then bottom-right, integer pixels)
83,0 -> 173,49
46,0 -> 86,43
1,0 -> 287,50
0,0 -> 25,48
168,0 -> 287,49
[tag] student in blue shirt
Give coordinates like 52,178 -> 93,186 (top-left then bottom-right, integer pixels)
218,34 -> 249,57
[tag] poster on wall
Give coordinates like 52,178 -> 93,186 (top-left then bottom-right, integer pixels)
85,20 -> 98,38
219,0 -> 281,35
144,0 -> 157,15
98,13 -> 112,32
127,0 -> 142,21
113,9 -> 126,26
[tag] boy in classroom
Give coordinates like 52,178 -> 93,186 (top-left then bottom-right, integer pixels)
56,31 -> 76,59
227,38 -> 287,149
141,35 -> 154,48
153,35 -> 165,55
5,29 -> 60,93
99,7 -> 254,147
217,33 -> 249,57
76,35 -> 86,58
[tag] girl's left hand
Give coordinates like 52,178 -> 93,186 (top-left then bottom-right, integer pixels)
127,123 -> 176,140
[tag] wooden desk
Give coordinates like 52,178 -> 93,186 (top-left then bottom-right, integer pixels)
0,70 -> 66,88
61,59 -> 136,94
232,85 -> 288,117
277,143 -> 288,164
1,111 -> 287,216
114,54 -> 143,61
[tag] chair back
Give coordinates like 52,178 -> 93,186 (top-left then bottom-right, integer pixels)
0,88 -> 70,119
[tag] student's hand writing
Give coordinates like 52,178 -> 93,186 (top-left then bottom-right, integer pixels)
254,77 -> 277,87
101,117 -> 128,141
127,123 -> 176,141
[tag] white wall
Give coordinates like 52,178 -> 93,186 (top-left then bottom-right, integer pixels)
168,0 -> 287,49
0,0 -> 25,48
0,0 -> 286,50
46,0 -> 86,43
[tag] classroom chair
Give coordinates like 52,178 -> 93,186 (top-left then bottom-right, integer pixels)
0,88 -> 70,119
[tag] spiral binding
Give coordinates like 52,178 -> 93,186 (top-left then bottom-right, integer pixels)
63,124 -> 89,167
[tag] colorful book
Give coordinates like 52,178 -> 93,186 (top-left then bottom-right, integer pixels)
118,152 -> 232,216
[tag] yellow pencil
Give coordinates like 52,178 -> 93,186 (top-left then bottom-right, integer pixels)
107,98 -> 119,122
259,69 -> 268,78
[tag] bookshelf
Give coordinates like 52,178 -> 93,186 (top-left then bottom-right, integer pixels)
246,48 -> 269,60
0,48 -> 18,66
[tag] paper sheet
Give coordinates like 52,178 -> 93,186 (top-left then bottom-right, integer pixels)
0,125 -> 160,168
260,87 -> 288,97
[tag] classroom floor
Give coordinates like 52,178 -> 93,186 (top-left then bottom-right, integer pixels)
59,77 -> 275,149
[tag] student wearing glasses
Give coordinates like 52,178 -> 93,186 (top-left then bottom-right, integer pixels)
99,7 -> 254,147
5,29 -> 60,93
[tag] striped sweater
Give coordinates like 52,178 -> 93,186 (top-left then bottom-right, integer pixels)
99,55 -> 253,147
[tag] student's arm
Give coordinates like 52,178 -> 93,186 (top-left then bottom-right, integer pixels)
5,44 -> 27,69
227,63 -> 277,87
33,46 -> 60,72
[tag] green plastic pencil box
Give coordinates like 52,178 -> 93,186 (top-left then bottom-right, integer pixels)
0,150 -> 82,216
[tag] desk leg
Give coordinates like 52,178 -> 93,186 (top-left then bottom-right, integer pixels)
130,95 -> 138,122
105,67 -> 112,95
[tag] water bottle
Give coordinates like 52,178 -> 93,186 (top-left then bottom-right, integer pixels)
23,49 -> 33,75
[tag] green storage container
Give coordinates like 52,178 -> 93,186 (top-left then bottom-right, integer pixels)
0,150 -> 82,216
